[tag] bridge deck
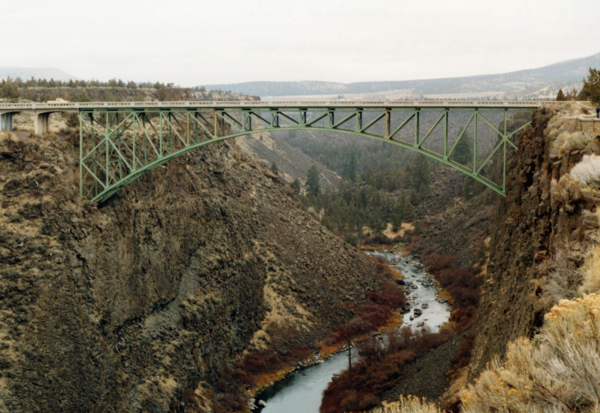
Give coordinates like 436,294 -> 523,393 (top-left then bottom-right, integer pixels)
0,100 -> 546,112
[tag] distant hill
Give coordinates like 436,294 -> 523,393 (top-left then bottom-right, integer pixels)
0,67 -> 77,81
202,52 -> 600,97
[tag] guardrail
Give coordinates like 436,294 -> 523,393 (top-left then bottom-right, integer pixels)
0,100 -> 550,111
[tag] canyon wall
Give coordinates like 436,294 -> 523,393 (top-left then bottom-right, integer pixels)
469,104 -> 600,378
0,131 -> 384,412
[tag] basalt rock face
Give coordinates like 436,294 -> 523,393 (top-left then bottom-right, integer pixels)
0,132 -> 380,412
468,106 -> 600,379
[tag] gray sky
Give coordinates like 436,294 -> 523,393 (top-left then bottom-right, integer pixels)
1,0 -> 598,86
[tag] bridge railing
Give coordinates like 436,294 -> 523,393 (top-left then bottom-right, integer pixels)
0,100 -> 550,111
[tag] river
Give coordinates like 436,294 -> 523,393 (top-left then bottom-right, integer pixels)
252,249 -> 450,413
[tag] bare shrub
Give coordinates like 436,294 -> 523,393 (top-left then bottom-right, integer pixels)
551,175 -> 582,207
371,395 -> 443,413
580,245 -> 600,296
563,131 -> 594,153
542,247 -> 584,307
571,154 -> 600,185
461,294 -> 600,413
321,327 -> 452,413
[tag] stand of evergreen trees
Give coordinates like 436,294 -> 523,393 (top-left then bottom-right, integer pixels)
298,155 -> 431,241
556,67 -> 600,103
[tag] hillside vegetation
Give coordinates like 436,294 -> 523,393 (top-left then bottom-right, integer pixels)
0,77 -> 258,102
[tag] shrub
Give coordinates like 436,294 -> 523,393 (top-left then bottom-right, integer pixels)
542,246 -> 585,307
321,327 -> 452,413
367,282 -> 407,309
461,294 -> 600,413
571,154 -> 600,185
240,344 -> 312,376
424,254 -> 458,273
370,395 -> 443,413
580,244 -> 600,296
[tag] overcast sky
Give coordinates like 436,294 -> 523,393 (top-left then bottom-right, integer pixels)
1,0 -> 598,86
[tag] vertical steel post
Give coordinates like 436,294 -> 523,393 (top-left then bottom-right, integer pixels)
356,110 -> 362,131
473,111 -> 478,171
160,111 -> 163,156
444,109 -> 449,157
79,111 -> 83,198
132,111 -> 136,172
141,112 -> 147,165
243,110 -> 251,131
300,109 -> 306,125
116,112 -> 122,180
415,109 -> 420,145
105,111 -> 109,186
90,113 -> 97,197
503,108 -> 508,192
168,112 -> 173,154
213,109 -> 218,137
186,111 -> 190,145
504,108 -> 507,140
385,108 -> 390,138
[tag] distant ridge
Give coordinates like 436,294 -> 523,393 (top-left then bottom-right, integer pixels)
202,52 -> 600,97
0,67 -> 77,81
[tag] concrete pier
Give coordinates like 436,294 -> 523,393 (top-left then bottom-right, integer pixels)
35,112 -> 50,135
0,113 -> 14,131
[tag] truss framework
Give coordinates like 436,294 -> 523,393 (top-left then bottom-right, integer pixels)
79,106 -> 533,202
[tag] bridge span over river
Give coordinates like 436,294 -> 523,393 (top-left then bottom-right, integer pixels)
0,100 -> 545,202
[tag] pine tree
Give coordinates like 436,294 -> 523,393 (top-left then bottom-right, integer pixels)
556,89 -> 566,101
403,193 -> 415,221
568,88 -> 578,100
305,165 -> 321,197
409,154 -> 430,191
292,178 -> 301,193
578,68 -> 600,104
453,132 -> 472,165
399,189 -> 406,218
343,152 -> 357,183
270,162 -> 279,174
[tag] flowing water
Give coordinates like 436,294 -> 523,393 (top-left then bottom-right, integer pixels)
252,250 -> 450,413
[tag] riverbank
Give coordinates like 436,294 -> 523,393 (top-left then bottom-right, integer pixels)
250,248 -> 450,412
381,332 -> 462,402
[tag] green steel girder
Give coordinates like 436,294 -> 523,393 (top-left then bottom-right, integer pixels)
79,107 -> 533,203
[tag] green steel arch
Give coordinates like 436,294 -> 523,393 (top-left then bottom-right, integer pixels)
78,105 -> 534,203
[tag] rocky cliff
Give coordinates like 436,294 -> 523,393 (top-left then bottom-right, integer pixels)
469,103 -> 600,378
0,128 -> 386,412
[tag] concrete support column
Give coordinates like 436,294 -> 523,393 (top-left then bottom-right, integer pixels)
35,112 -> 50,135
0,113 -> 14,131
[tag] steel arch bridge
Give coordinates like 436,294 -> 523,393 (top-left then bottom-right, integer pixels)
75,101 -> 538,202
1,100 -> 541,202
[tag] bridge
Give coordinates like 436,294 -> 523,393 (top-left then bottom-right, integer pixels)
0,100 -> 544,202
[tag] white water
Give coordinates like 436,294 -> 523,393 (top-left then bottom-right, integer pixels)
253,250 -> 450,413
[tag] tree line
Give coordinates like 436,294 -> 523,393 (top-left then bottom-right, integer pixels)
0,76 -> 184,90
556,67 -> 600,104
